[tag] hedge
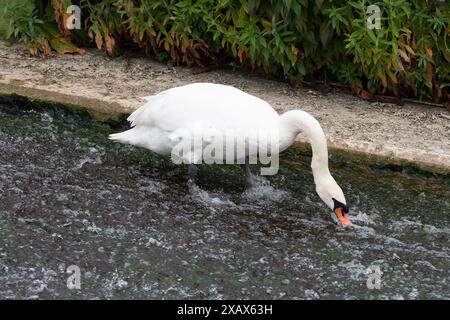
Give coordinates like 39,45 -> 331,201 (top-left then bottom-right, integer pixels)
1,0 -> 449,105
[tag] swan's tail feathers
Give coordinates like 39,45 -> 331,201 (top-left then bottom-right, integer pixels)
127,106 -> 146,127
128,94 -> 162,126
109,129 -> 136,145
129,91 -> 170,127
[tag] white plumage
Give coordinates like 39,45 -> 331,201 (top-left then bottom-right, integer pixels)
110,83 -> 279,160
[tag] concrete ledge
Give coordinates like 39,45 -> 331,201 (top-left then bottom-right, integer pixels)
1,42 -> 449,173
295,137 -> 450,174
0,82 -> 126,116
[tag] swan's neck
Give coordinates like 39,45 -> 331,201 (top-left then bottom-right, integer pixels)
279,110 -> 330,179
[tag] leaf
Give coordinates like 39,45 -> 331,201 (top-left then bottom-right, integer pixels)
379,72 -> 387,88
238,48 -> 246,63
164,39 -> 170,52
41,39 -> 54,56
320,25 -> 333,47
315,0 -> 324,8
51,0 -> 70,37
49,38 -> 85,55
426,63 -> 433,86
283,0 -> 292,11
353,86 -> 376,101
403,44 -> 415,56
105,35 -> 117,56
291,45 -> 298,56
95,33 -> 103,49
398,49 -> 410,63
387,70 -> 398,85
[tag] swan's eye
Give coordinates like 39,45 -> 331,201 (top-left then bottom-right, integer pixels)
332,198 -> 348,213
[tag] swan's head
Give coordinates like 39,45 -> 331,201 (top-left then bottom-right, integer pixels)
316,178 -> 351,227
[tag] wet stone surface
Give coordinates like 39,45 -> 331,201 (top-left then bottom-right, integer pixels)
0,100 -> 449,299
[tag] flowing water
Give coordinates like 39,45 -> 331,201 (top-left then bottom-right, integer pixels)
0,96 -> 449,299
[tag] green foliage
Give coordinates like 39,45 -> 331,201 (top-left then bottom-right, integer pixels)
0,0 -> 85,55
0,0 -> 449,103
345,0 -> 450,101
0,0 -> 45,49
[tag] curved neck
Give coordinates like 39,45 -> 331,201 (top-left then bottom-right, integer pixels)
279,110 -> 330,178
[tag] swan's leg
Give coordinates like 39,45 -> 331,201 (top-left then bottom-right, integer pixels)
187,164 -> 198,188
241,159 -> 254,189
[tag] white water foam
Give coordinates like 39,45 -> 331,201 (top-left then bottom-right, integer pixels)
241,176 -> 289,203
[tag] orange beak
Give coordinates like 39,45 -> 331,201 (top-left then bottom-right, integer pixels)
334,207 -> 351,227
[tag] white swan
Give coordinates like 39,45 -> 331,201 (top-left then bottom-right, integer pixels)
110,83 -> 351,226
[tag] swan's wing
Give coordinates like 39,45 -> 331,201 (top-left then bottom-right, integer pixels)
129,83 -> 280,140
117,83 -> 282,161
